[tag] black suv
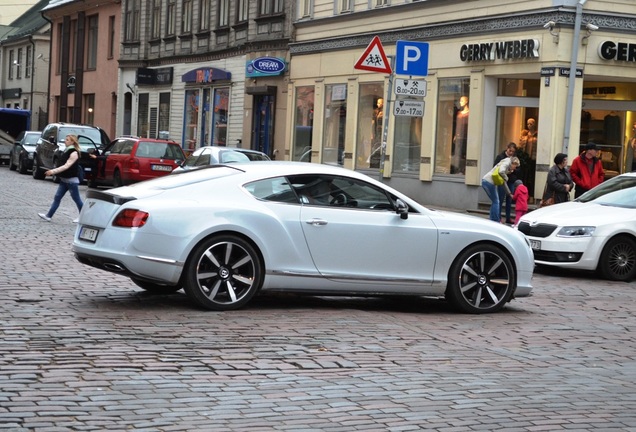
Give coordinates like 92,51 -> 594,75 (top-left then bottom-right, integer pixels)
33,123 -> 110,183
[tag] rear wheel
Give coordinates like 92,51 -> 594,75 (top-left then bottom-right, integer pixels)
113,170 -> 123,187
32,156 -> 45,180
445,243 -> 516,314
599,236 -> 636,281
18,156 -> 27,174
131,278 -> 182,294
182,235 -> 263,311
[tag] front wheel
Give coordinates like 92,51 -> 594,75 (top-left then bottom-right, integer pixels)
18,157 -> 27,174
445,243 -> 516,314
598,236 -> 636,281
182,235 -> 263,311
9,153 -> 17,171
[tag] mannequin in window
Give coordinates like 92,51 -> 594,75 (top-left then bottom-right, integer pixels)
629,121 -> 636,172
519,118 -> 538,159
371,97 -> 384,145
451,96 -> 469,174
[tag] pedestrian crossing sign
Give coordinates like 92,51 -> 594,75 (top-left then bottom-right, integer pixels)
354,36 -> 392,74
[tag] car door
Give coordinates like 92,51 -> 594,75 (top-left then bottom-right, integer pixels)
291,174 -> 438,286
38,126 -> 58,168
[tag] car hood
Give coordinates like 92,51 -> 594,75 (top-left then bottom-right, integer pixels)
520,201 -> 634,226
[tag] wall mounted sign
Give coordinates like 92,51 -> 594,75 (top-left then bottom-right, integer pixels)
137,67 -> 174,85
598,41 -> 636,62
181,67 -> 232,84
460,39 -> 539,62
246,57 -> 286,77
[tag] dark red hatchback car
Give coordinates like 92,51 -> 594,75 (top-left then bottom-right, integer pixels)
89,137 -> 186,188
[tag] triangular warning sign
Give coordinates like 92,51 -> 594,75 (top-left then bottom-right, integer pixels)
354,36 -> 392,74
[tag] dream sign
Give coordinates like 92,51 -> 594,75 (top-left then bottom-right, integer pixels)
246,57 -> 287,77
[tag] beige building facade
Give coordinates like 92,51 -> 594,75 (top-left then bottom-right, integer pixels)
287,0 -> 636,210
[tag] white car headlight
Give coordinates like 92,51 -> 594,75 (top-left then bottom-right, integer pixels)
557,226 -> 595,237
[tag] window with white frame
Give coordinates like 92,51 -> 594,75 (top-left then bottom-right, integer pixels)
373,0 -> 389,7
16,48 -> 22,79
25,46 -> 31,78
339,0 -> 352,13
237,0 -> 249,22
218,0 -> 229,27
259,0 -> 283,16
299,0 -> 312,18
166,0 -> 176,36
86,15 -> 98,70
182,0 -> 192,33
199,0 -> 210,31
124,0 -> 140,41
151,0 -> 161,38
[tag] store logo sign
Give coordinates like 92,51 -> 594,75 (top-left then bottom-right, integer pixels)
460,39 -> 539,62
598,41 -> 636,62
246,57 -> 286,77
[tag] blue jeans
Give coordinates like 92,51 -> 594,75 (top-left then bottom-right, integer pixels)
482,179 -> 500,222
46,180 -> 83,218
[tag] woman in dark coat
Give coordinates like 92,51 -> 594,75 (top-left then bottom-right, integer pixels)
544,152 -> 574,204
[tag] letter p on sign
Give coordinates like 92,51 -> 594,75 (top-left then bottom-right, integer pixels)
395,40 -> 429,77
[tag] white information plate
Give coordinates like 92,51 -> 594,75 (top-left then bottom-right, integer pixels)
394,100 -> 425,117
394,79 -> 427,97
151,165 -> 173,172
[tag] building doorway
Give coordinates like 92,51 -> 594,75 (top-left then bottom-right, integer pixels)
252,94 -> 275,157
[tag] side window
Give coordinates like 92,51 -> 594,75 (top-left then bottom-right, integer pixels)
122,140 -> 135,155
244,177 -> 298,203
289,174 -> 395,209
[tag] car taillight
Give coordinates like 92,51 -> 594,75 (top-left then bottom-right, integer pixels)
130,158 -> 140,170
113,209 -> 149,228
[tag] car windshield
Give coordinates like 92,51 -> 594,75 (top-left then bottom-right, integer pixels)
24,134 -> 40,145
219,150 -> 250,163
577,175 -> 636,208
136,142 -> 183,160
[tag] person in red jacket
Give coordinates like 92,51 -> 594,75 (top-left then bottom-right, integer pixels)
570,142 -> 605,199
511,179 -> 528,226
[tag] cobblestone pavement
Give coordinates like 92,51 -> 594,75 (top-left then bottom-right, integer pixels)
1,166 -> 635,432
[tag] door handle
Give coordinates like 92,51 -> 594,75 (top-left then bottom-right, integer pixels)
305,218 -> 328,226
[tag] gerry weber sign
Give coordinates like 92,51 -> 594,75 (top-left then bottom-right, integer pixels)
460,39 -> 539,62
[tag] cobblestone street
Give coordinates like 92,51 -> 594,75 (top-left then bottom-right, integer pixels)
1,166 -> 635,431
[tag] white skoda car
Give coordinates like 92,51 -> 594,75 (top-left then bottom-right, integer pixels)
73,162 -> 534,314
518,172 -> 636,281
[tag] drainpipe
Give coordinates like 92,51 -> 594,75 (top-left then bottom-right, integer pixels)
563,0 -> 587,154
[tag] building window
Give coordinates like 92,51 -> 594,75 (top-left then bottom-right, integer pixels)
9,50 -> 14,79
16,48 -> 22,79
356,83 -> 384,169
87,15 -> 98,70
293,86 -> 314,161
124,0 -> 140,41
372,0 -> 389,6
182,0 -> 192,34
434,78 -> 470,175
138,93 -> 149,138
259,0 -> 283,16
323,84 -> 347,166
212,88 -> 229,146
237,0 -> 249,22
218,0 -> 229,27
159,92 -> 171,137
339,0 -> 352,13
25,46 -> 31,78
184,89 -> 199,151
199,0 -> 210,31
166,0 -> 176,36
299,0 -> 312,18
84,94 -> 95,125
108,16 -> 115,58
151,0 -> 161,39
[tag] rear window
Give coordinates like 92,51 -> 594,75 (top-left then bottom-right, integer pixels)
136,142 -> 183,159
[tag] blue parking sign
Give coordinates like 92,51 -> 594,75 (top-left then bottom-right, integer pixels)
395,41 -> 429,77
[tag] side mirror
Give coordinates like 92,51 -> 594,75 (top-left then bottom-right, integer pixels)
395,199 -> 409,220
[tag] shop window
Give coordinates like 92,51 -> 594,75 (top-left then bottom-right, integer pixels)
356,82 -> 384,169
183,89 -> 199,151
137,93 -> 149,138
498,79 -> 540,97
212,87 -> 229,146
323,84 -> 347,166
293,86 -> 314,161
158,93 -> 171,139
434,78 -> 470,175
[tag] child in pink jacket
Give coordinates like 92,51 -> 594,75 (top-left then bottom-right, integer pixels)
512,179 -> 529,226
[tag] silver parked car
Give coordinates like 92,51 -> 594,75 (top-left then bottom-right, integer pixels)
173,146 -> 270,173
73,162 -> 534,314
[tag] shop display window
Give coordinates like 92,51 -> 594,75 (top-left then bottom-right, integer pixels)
434,78 -> 470,175
322,84 -> 347,166
392,106 -> 422,174
183,89 -> 199,152
356,82 -> 384,169
293,86 -> 314,161
212,87 -> 229,146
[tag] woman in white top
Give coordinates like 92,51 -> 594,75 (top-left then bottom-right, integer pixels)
482,156 -> 520,222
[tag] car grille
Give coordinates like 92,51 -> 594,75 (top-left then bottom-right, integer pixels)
517,222 -> 558,238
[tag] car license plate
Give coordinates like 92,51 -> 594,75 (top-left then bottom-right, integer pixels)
530,240 -> 541,250
79,227 -> 99,242
151,165 -> 172,172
